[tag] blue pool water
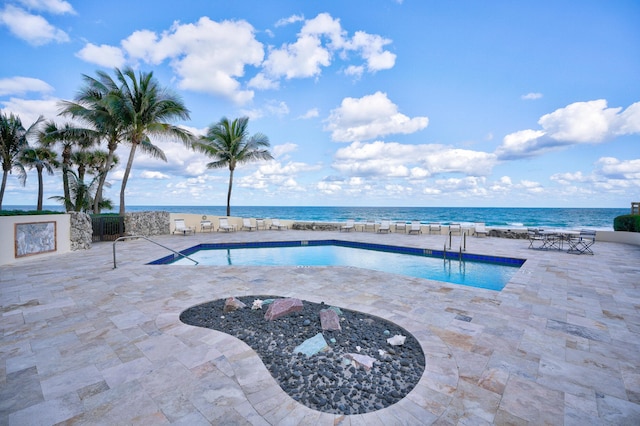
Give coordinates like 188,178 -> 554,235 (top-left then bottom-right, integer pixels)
153,241 -> 524,291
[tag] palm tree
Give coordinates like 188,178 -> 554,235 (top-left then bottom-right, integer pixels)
107,67 -> 193,215
19,145 -> 59,211
39,121 -> 97,211
194,117 -> 273,216
0,113 -> 43,209
59,71 -> 126,214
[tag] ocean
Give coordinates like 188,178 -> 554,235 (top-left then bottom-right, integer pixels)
6,205 -> 629,230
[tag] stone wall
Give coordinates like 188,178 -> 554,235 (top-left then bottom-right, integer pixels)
488,229 -> 528,239
125,211 -> 170,236
69,212 -> 92,251
292,222 -> 341,231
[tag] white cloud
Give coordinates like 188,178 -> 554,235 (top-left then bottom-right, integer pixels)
347,31 -> 396,72
76,43 -> 126,68
521,92 -> 543,100
0,97 -> 60,126
247,73 -> 279,90
496,100 -> 640,159
118,17 -> 264,104
332,141 -> 496,178
240,100 -> 289,120
596,157 -> 640,180
273,143 -> 298,158
275,14 -> 305,27
0,77 -> 53,96
16,0 -> 75,14
140,171 -> 170,179
344,65 -> 364,78
262,34 -> 331,79
298,108 -> 319,119
325,92 -> 428,142
0,4 -> 69,45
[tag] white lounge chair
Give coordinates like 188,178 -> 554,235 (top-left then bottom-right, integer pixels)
395,222 -> 407,233
341,220 -> 355,232
173,219 -> 194,235
364,220 -> 376,232
242,218 -> 257,231
270,219 -> 288,230
449,223 -> 461,235
428,223 -> 441,235
200,220 -> 213,232
217,217 -> 236,232
408,221 -> 422,234
378,220 -> 391,233
256,219 -> 266,230
474,222 -> 488,237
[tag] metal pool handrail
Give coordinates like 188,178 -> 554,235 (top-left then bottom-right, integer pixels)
112,235 -> 199,268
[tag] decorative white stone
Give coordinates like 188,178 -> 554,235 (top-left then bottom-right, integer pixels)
252,299 -> 264,310
386,334 -> 406,346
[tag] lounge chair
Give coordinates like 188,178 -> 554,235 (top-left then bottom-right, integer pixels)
270,219 -> 288,230
449,223 -> 461,235
242,218 -> 256,231
364,220 -> 376,232
341,220 -> 355,232
256,219 -> 266,230
217,217 -> 236,232
474,222 -> 488,237
173,219 -> 194,236
200,220 -> 213,232
395,222 -> 407,233
378,220 -> 391,233
408,221 -> 422,234
568,230 -> 596,255
428,223 -> 441,235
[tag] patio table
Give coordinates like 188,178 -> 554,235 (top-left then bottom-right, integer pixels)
539,230 -> 579,251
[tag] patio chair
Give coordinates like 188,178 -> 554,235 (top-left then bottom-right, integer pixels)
256,219 -> 266,230
408,221 -> 422,234
449,223 -> 461,236
474,222 -> 488,237
395,222 -> 407,233
217,217 -> 236,232
378,220 -> 391,233
200,220 -> 213,232
568,230 -> 596,255
270,219 -> 288,230
428,223 -> 441,235
173,219 -> 194,236
341,220 -> 355,232
527,228 -> 545,249
242,218 -> 257,231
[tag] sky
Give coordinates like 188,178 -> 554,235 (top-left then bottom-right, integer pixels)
1,0 -> 639,209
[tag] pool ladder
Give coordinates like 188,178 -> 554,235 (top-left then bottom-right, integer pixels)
112,235 -> 199,269
444,230 -> 467,260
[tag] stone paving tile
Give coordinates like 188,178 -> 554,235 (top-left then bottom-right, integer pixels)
1,229 -> 640,424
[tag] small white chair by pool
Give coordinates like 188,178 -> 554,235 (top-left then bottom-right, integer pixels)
256,219 -> 266,230
242,218 -> 257,231
217,217 -> 236,232
200,220 -> 213,232
474,222 -> 488,237
395,221 -> 407,233
173,219 -> 194,236
408,221 -> 422,234
270,219 -> 288,230
449,223 -> 461,235
378,220 -> 391,233
428,223 -> 441,235
341,220 -> 355,232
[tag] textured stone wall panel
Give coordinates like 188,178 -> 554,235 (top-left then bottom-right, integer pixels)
69,212 -> 92,251
125,211 -> 170,236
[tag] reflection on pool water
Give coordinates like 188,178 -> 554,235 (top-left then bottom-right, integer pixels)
151,240 -> 524,291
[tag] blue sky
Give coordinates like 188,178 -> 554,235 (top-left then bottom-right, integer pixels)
1,0 -> 639,208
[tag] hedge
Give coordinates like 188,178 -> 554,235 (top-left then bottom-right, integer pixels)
0,209 -> 64,216
613,215 -> 640,232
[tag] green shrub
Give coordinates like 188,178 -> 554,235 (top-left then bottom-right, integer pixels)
613,215 -> 640,232
0,209 -> 64,216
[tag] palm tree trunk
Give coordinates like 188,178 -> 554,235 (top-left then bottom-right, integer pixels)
62,163 -> 72,211
36,166 -> 44,211
119,142 -> 138,216
75,163 -> 86,212
0,170 -> 7,210
226,168 -> 234,216
93,149 -> 114,214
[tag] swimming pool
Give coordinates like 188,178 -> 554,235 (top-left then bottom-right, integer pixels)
150,240 -> 524,291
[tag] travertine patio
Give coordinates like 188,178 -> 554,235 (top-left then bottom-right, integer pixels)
1,230 -> 639,425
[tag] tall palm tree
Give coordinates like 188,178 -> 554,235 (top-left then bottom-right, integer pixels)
0,113 -> 43,209
39,121 -> 97,211
19,145 -> 59,211
59,71 -> 126,214
107,67 -> 193,215
194,117 -> 273,216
